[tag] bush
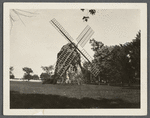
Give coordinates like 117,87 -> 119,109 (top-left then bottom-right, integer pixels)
32,74 -> 39,80
42,75 -> 57,84
23,74 -> 32,81
10,74 -> 15,79
40,73 -> 50,81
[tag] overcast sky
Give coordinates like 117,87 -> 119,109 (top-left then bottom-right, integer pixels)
10,9 -> 140,78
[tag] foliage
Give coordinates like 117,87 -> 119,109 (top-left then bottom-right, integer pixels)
89,9 -> 96,15
42,75 -> 57,84
83,61 -> 90,70
32,74 -> 39,80
41,65 -> 54,75
10,66 -> 15,79
87,31 -> 141,86
10,67 -> 13,72
22,67 -> 33,81
82,16 -> 89,22
81,9 -> 96,22
23,73 -> 32,81
10,74 -> 15,79
22,67 -> 33,74
90,39 -> 104,52
40,73 -> 50,80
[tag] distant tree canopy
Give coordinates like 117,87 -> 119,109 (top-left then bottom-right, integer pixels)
41,65 -> 54,75
32,74 -> 39,80
23,74 -> 32,81
10,66 -> 15,79
40,73 -> 50,80
23,67 -> 33,74
22,67 -> 33,81
83,31 -> 140,86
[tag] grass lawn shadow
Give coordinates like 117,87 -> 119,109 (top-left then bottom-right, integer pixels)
10,91 -> 140,109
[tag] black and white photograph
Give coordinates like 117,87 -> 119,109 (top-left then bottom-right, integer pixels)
3,3 -> 147,115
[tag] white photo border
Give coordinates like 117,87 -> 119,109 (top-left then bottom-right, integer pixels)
3,3 -> 147,116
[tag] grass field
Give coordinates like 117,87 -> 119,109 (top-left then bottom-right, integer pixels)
10,81 -> 140,108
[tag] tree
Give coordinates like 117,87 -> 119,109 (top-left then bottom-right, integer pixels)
10,66 -> 15,79
89,39 -> 113,84
122,31 -> 141,85
10,75 -> 15,79
40,73 -> 50,81
22,67 -> 33,81
130,31 -> 140,79
41,65 -> 54,76
109,45 -> 128,85
83,61 -> 90,70
23,67 -> 33,74
89,31 -> 140,86
10,66 -> 14,74
32,74 -> 39,80
23,74 -> 32,81
82,61 -> 91,84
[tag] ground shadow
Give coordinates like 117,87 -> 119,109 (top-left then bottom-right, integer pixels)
10,91 -> 140,109
122,86 -> 140,90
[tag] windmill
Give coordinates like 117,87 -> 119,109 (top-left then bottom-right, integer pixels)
50,18 -> 100,79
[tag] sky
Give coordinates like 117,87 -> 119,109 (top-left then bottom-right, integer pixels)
10,9 -> 140,78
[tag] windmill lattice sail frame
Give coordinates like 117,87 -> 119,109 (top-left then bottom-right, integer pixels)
50,18 -> 100,77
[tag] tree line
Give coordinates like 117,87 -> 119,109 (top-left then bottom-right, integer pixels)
9,65 -> 54,81
83,31 -> 140,86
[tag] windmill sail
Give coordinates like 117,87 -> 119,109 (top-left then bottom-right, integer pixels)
90,64 -> 100,77
51,19 -> 92,63
81,49 -> 93,61
80,49 -> 100,77
76,26 -> 94,47
51,19 -> 74,42
50,18 -> 100,77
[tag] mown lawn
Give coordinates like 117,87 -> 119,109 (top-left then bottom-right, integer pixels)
10,81 -> 140,108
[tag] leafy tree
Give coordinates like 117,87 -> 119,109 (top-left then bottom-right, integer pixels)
40,73 -> 50,81
90,39 -> 104,52
89,31 -> 140,86
122,31 -> 140,84
10,74 -> 15,79
32,74 -> 39,80
10,67 -> 14,74
23,73 -> 32,81
82,16 -> 89,22
109,45 -> 128,85
83,61 -> 90,70
10,66 -> 15,79
41,65 -> 54,76
23,67 -> 33,74
129,31 -> 140,79
89,9 -> 96,15
89,39 -> 113,83
82,61 -> 91,84
22,67 -> 33,81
